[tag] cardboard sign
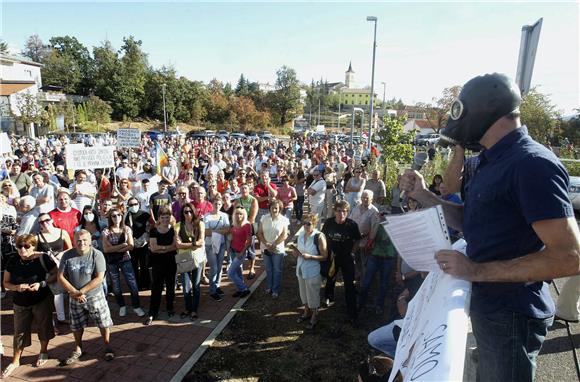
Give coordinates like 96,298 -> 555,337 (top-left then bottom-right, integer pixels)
389,240 -> 471,382
0,132 -> 11,154
116,128 -> 141,148
65,144 -> 115,170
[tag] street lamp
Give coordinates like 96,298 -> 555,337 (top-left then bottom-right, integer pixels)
366,16 -> 378,148
161,83 -> 167,132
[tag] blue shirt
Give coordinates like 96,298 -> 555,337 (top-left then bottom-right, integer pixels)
463,127 -> 573,318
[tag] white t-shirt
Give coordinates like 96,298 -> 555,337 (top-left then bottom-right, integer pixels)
260,214 -> 290,253
69,181 -> 96,212
30,184 -> 56,213
308,179 -> 326,213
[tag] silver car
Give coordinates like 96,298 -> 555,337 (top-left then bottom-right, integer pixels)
569,176 -> 580,211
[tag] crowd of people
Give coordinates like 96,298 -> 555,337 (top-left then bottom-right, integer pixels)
2,71 -> 579,382
0,129 -> 432,378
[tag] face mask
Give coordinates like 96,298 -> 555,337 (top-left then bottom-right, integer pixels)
129,206 -> 139,214
84,213 -> 94,222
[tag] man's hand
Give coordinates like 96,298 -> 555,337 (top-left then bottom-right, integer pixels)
435,250 -> 479,281
28,282 -> 41,292
17,283 -> 30,292
399,170 -> 428,200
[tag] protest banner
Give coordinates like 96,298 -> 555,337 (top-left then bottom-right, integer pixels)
65,144 -> 115,170
116,128 -> 141,148
0,132 -> 11,154
389,240 -> 471,382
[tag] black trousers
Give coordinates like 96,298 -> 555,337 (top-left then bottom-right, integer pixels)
294,196 -> 305,220
130,245 -> 151,290
324,253 -> 357,319
148,255 -> 177,317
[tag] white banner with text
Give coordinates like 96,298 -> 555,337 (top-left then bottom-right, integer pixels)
66,145 -> 116,170
116,128 -> 141,148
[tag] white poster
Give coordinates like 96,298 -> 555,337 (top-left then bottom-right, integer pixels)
0,132 -> 11,154
389,240 -> 471,382
116,128 -> 141,148
65,145 -> 115,170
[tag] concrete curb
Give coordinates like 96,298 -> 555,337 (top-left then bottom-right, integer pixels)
170,271 -> 267,382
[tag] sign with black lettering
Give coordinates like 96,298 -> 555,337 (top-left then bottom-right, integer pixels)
65,144 -> 115,170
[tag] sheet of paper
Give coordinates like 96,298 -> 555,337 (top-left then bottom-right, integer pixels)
381,205 -> 451,272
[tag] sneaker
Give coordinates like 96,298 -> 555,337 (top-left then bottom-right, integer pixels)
240,290 -> 251,298
247,272 -> 256,280
210,293 -> 223,302
272,293 -> 279,299
216,288 -> 225,295
323,298 -> 335,308
104,347 -> 115,361
133,307 -> 145,317
144,316 -> 154,326
119,306 -> 127,317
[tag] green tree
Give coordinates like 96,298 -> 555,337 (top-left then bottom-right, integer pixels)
416,86 -> 461,132
92,41 -> 121,105
115,36 -> 148,120
559,109 -> 580,146
48,36 -> 94,94
22,34 -> 48,63
14,92 -> 42,126
372,115 -> 415,202
0,40 -> 9,54
235,74 -> 250,96
272,65 -> 301,126
85,95 -> 112,126
520,87 -> 561,145
41,49 -> 81,93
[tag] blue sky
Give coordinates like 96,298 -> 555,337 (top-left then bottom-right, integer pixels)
2,1 -> 578,114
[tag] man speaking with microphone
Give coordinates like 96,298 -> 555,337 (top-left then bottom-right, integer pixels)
400,73 -> 580,382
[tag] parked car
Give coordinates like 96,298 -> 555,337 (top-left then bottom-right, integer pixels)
204,130 -> 216,137
218,130 -> 229,138
415,133 -> 440,146
230,132 -> 246,139
568,175 -> 580,211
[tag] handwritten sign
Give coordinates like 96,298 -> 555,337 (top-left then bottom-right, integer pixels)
389,240 -> 471,382
116,128 -> 141,148
65,145 -> 115,170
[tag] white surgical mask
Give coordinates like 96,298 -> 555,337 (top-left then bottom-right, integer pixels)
128,206 -> 139,214
84,213 -> 94,222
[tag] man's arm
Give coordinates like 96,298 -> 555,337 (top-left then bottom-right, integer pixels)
79,271 -> 105,295
436,216 -> 580,282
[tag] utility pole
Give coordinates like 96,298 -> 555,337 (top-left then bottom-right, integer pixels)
162,83 -> 167,132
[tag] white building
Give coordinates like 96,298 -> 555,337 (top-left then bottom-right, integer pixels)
0,54 -> 43,134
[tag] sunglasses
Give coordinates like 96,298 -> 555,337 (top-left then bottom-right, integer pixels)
17,244 -> 32,250
128,203 -> 139,207
178,192 -> 187,195
39,219 -> 52,224
111,214 -> 122,218
303,222 -> 313,226
183,210 -> 193,215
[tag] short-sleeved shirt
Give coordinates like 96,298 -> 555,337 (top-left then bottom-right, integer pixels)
149,192 -> 172,219
254,182 -> 278,209
148,227 -> 177,264
321,217 -> 361,258
464,127 -> 573,319
59,248 -> 107,297
230,223 -> 252,253
6,253 -> 55,306
49,208 -> 81,241
10,172 -> 32,196
30,184 -> 56,213
260,214 -> 290,253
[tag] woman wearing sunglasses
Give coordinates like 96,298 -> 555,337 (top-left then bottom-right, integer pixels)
36,213 -> 72,326
102,208 -> 145,318
2,235 -> 56,377
175,203 -> 205,320
290,214 -> 327,329
144,206 -> 177,325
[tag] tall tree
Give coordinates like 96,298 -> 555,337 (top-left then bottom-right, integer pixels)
48,36 -> 94,94
272,65 -> 301,126
22,34 -> 48,62
92,41 -> 120,105
235,74 -> 249,96
520,87 -> 561,144
416,86 -> 461,132
115,36 -> 148,119
0,40 -> 9,54
41,49 -> 81,93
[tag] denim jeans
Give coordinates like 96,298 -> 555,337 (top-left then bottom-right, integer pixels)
368,321 -> 398,357
263,250 -> 284,295
294,196 -> 304,221
227,249 -> 248,292
358,256 -> 395,310
283,207 -> 293,221
471,309 -> 553,382
206,242 -> 226,294
107,260 -> 141,308
182,267 -> 202,313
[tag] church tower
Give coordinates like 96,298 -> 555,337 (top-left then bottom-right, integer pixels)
345,61 -> 354,89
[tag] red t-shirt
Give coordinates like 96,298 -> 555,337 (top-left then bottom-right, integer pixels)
49,208 -> 81,241
230,223 -> 252,253
192,200 -> 214,217
253,182 -> 278,209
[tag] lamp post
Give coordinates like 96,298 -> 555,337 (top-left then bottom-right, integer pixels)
161,83 -> 167,132
366,16 -> 378,148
